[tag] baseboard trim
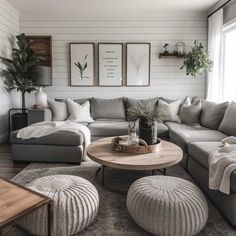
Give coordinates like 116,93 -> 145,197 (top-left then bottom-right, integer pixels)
0,133 -> 8,143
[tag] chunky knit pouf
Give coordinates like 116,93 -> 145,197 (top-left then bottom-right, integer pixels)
17,175 -> 99,236
127,176 -> 208,236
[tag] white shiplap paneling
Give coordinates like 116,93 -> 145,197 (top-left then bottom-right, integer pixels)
19,13 -> 207,107
0,0 -> 19,143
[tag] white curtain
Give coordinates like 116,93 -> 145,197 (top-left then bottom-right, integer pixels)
207,9 -> 223,102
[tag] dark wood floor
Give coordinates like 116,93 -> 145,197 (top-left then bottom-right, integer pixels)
0,143 -> 28,179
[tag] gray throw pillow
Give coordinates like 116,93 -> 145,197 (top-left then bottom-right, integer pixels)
180,96 -> 201,124
157,99 -> 182,123
48,100 -> 68,121
200,100 -> 229,130
219,101 -> 236,136
91,97 -> 126,120
126,98 -> 158,121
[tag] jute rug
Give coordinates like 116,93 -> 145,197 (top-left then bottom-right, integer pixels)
3,161 -> 236,236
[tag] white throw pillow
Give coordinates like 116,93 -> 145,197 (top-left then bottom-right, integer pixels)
48,100 -> 69,121
67,99 -> 94,122
157,99 -> 182,123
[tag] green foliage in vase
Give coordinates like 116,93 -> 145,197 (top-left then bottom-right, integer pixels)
74,55 -> 88,80
128,104 -> 158,126
180,40 -> 213,77
0,33 -> 41,109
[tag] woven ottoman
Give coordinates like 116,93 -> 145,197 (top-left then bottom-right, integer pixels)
127,176 -> 208,236
17,175 -> 99,236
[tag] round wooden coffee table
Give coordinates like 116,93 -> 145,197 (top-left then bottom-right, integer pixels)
87,137 -> 183,189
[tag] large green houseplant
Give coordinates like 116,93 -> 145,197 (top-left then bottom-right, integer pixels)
180,40 -> 213,77
0,33 -> 41,129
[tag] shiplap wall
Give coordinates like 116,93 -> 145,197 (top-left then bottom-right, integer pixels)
20,13 -> 207,105
0,0 -> 19,143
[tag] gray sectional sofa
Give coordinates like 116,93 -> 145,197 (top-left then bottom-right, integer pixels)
10,97 -> 236,226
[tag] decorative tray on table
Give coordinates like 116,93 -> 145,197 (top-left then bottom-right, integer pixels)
111,136 -> 162,154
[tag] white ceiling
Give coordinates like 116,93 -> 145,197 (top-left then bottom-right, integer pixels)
7,0 -> 219,17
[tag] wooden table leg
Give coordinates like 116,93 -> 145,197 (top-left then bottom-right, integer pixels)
47,202 -> 53,236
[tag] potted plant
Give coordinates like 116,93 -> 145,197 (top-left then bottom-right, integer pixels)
128,105 -> 158,145
180,40 -> 213,77
0,33 -> 41,130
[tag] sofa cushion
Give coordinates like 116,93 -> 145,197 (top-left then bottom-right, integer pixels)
88,120 -> 169,138
126,98 -> 158,120
169,128 -> 227,152
179,96 -> 201,124
188,142 -> 222,169
10,129 -> 86,146
48,100 -> 69,121
88,120 -> 130,137
157,99 -> 182,123
91,98 -> 126,120
219,101 -> 236,136
200,100 -> 229,130
188,142 -> 236,193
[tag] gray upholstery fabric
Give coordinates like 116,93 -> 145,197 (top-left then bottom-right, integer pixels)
11,129 -> 85,146
219,101 -> 236,136
91,98 -> 126,120
88,120 -> 169,138
126,98 -> 158,120
165,121 -> 207,132
188,142 -> 222,169
169,128 -> 227,152
48,100 -> 69,121
11,144 -> 83,163
188,157 -> 236,223
179,97 -> 201,124
200,100 -> 229,130
28,108 -> 52,125
88,120 -> 130,137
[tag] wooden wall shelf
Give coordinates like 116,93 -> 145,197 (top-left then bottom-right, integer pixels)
159,52 -> 185,59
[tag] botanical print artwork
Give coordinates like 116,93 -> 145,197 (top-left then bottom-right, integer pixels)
126,43 -> 150,86
70,43 -> 94,86
74,54 -> 88,80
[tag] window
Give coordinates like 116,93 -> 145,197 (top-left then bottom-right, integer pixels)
221,21 -> 236,101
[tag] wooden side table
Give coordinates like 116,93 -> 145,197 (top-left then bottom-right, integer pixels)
0,178 -> 53,236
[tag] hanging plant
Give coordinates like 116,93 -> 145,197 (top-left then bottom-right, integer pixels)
180,40 -> 213,77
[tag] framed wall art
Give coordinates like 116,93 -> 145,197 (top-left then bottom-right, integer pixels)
126,43 -> 151,86
98,43 -> 123,86
69,43 -> 95,86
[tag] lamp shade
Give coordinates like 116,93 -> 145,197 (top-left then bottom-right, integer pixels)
34,66 -> 52,86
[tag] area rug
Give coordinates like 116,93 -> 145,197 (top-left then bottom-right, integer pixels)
3,161 -> 236,236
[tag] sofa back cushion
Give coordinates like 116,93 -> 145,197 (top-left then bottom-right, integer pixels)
179,96 -> 201,124
219,101 -> 236,136
200,100 -> 229,130
126,98 -> 158,120
157,99 -> 182,123
91,97 -> 126,120
48,100 -> 68,121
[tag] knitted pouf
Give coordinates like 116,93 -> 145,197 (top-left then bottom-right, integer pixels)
17,175 -> 99,236
127,176 -> 208,236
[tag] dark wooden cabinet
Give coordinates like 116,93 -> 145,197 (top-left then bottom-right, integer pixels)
26,36 -> 52,67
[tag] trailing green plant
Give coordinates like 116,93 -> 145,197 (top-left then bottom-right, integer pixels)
74,54 -> 88,80
0,33 -> 41,109
180,40 -> 213,77
128,104 -> 158,126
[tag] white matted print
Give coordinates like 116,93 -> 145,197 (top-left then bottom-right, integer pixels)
70,43 -> 94,86
126,43 -> 151,86
98,43 -> 123,86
